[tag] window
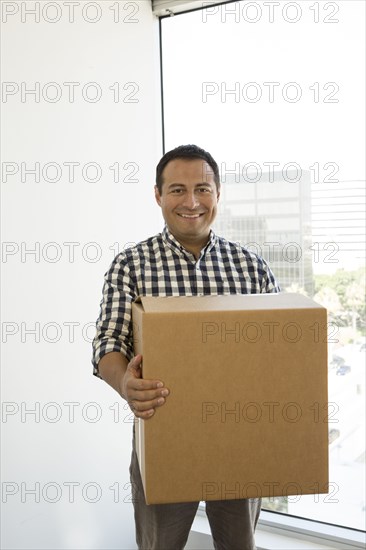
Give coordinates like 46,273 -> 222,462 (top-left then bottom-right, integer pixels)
160,0 -> 365,532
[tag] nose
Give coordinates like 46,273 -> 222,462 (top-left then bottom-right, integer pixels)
182,191 -> 199,209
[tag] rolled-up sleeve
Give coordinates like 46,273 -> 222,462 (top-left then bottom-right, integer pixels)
92,254 -> 136,379
260,258 -> 281,294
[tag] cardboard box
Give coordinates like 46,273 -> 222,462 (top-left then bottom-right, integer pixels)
132,293 -> 328,505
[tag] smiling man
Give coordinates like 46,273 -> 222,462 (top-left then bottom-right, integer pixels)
92,144 -> 280,550
154,156 -> 220,258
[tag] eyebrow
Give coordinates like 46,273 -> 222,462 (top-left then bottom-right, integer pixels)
167,182 -> 213,188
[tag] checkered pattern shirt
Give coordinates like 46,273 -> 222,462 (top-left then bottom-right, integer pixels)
92,225 -> 280,378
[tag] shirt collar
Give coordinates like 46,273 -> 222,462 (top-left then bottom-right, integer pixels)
161,224 -> 217,259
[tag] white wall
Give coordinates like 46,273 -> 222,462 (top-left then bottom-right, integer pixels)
1,1 -> 163,548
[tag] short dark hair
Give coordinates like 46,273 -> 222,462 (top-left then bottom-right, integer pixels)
155,144 -> 220,194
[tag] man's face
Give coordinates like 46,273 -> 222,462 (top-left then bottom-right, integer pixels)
154,158 -> 220,251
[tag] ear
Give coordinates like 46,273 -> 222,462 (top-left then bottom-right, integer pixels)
217,189 -> 220,202
154,185 -> 162,207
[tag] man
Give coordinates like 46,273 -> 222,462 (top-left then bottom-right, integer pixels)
92,144 -> 280,550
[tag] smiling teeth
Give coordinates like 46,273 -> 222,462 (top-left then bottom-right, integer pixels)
179,214 -> 201,218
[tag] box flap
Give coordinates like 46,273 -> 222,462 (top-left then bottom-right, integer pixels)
138,293 -> 324,313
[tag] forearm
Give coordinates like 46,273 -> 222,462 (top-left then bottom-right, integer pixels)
98,351 -> 129,400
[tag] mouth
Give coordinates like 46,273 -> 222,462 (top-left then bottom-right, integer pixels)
177,213 -> 205,219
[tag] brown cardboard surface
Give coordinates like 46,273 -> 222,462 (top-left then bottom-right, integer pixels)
132,293 -> 328,505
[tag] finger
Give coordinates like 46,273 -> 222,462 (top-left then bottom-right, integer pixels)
127,386 -> 169,403
129,396 -> 167,414
127,376 -> 169,393
133,407 -> 155,420
127,354 -> 143,374
127,356 -> 166,390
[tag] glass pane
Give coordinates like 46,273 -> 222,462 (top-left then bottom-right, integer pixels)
161,0 -> 365,530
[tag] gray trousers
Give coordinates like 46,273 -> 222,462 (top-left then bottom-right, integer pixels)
129,431 -> 261,550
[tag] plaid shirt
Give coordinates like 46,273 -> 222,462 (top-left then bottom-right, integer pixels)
92,225 -> 280,378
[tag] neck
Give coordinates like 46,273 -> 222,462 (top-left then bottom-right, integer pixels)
165,225 -> 212,259
177,237 -> 208,260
